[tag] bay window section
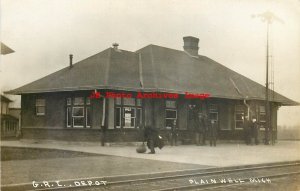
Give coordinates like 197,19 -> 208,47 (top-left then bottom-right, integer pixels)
114,98 -> 142,129
66,96 -> 91,128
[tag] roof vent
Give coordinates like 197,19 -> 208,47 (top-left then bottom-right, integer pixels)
183,36 -> 199,57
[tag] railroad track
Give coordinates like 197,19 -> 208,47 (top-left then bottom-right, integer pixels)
3,161 -> 300,191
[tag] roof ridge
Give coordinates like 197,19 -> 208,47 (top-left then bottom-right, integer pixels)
68,47 -> 111,67
136,44 -> 185,54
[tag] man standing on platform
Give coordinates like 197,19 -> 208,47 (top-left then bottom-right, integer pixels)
194,112 -> 203,146
201,113 -> 208,145
144,126 -> 164,154
171,119 -> 178,146
209,119 -> 217,146
144,126 -> 156,154
251,118 -> 259,145
243,116 -> 251,145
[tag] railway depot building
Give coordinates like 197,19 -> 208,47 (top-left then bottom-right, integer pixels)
6,36 -> 298,143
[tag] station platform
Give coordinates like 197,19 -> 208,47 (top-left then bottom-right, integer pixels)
1,140 -> 300,167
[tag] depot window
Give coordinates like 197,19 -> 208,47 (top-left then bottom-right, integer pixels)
235,105 -> 245,129
115,98 -> 142,129
36,98 -> 46,116
66,97 -> 91,128
259,105 -> 266,129
209,104 -> 218,121
165,100 -> 177,129
208,104 -> 219,128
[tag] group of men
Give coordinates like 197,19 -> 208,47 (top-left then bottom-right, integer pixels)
194,112 -> 217,147
166,113 -> 218,147
143,111 -> 218,154
167,110 -> 218,147
143,112 -> 261,154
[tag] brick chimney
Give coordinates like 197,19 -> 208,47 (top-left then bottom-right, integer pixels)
183,36 -> 199,56
69,54 -> 73,68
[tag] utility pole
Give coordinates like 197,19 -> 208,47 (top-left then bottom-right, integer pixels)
266,19 -> 271,145
252,11 -> 283,145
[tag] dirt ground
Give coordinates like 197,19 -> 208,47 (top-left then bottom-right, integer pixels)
1,147 -> 209,185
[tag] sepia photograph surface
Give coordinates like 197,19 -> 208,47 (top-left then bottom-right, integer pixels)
1,0 -> 300,190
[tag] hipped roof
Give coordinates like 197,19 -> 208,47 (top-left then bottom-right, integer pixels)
1,95 -> 12,103
6,44 -> 298,106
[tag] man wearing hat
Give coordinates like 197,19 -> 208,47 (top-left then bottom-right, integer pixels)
209,119 -> 217,146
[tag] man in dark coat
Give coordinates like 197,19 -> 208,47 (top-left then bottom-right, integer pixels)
243,116 -> 251,145
144,126 -> 164,154
208,119 -> 217,146
251,118 -> 259,145
201,114 -> 208,145
196,112 -> 207,146
171,119 -> 179,146
194,112 -> 201,146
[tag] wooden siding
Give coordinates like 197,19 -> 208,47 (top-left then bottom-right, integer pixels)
20,92 -> 279,143
91,98 -> 103,129
153,99 -> 164,129
107,98 -> 114,129
178,98 -> 188,130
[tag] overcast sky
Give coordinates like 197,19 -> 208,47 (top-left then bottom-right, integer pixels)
1,0 -> 299,126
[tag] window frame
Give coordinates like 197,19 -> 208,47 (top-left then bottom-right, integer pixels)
123,97 -> 136,106
66,96 -> 91,128
258,105 -> 266,130
35,98 -> 46,116
115,107 -> 122,128
114,97 -> 143,129
66,107 -> 72,128
165,100 -> 177,109
165,109 -> 177,119
209,104 -> 219,121
123,107 -> 136,128
73,97 -> 84,106
72,106 -> 85,128
86,107 -> 91,128
165,100 -> 178,129
235,105 -> 245,130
